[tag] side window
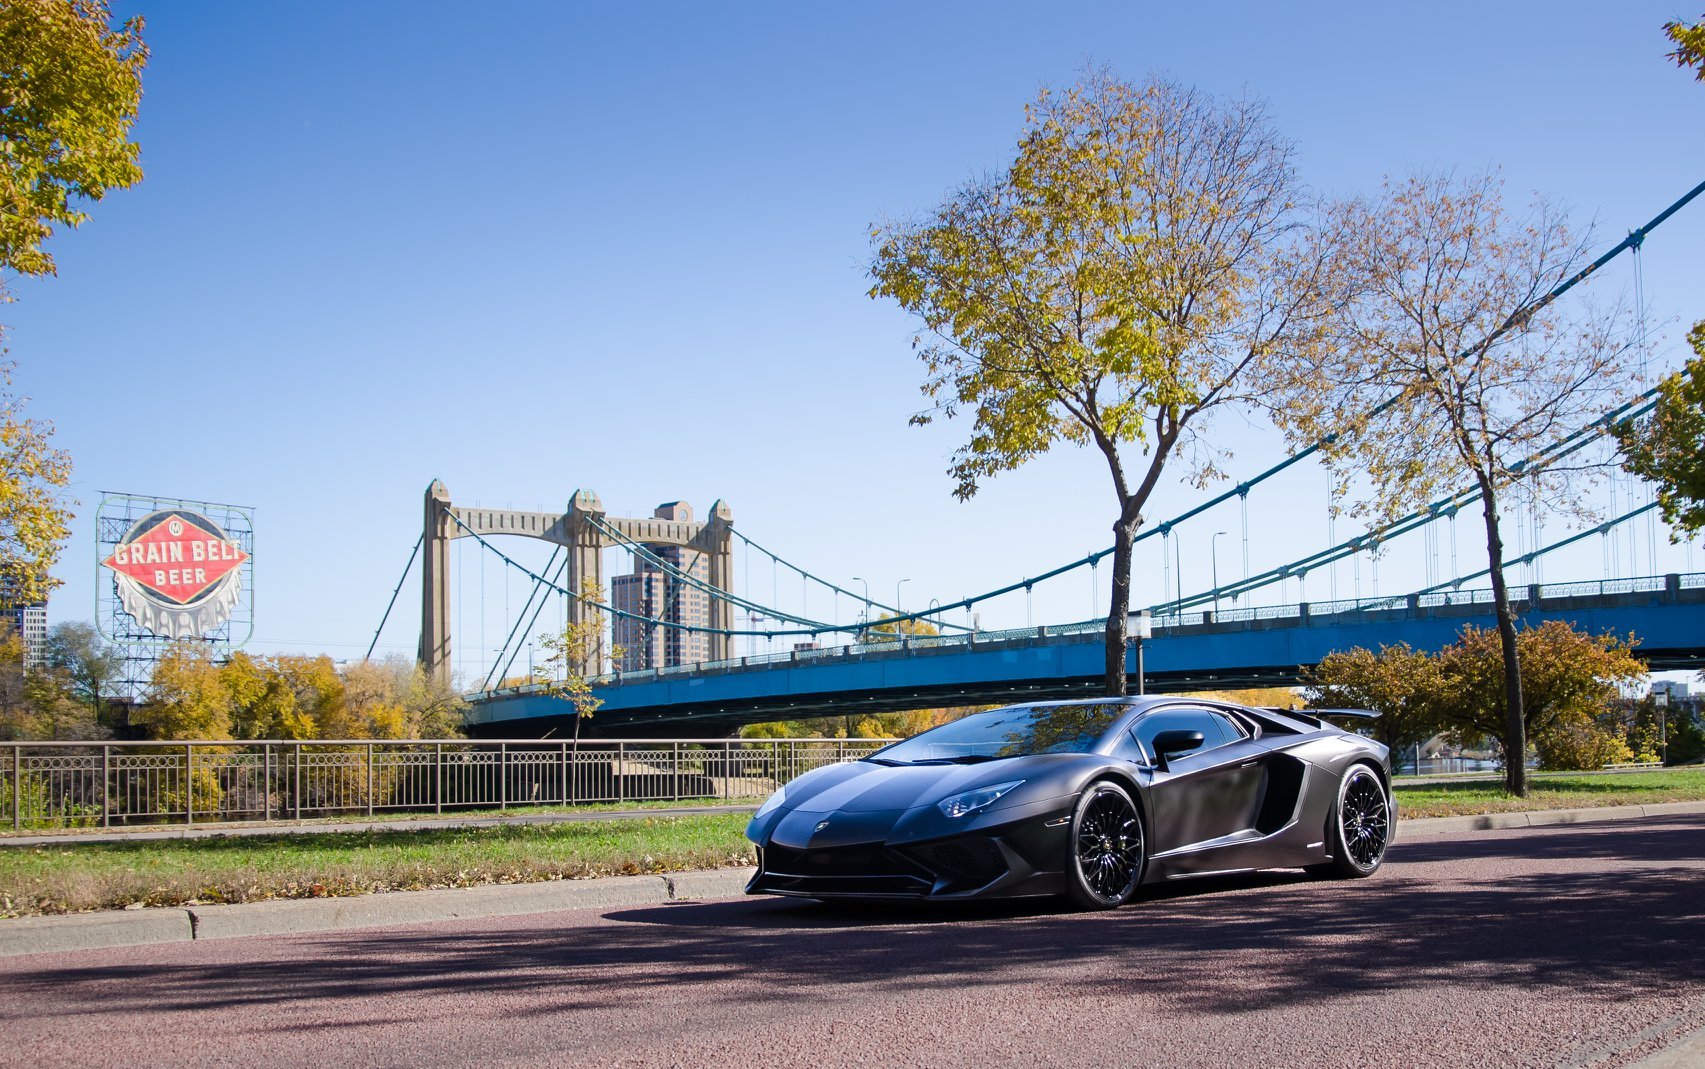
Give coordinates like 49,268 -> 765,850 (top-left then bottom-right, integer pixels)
1203,711 -> 1246,747
1131,710 -> 1224,763
1110,730 -> 1147,764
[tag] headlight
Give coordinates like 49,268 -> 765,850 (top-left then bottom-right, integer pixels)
937,780 -> 1024,819
754,782 -> 788,820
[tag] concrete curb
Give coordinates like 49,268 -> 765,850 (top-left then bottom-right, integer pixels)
1393,800 -> 1705,839
5,799 -> 1704,959
0,907 -> 194,957
1,869 -> 756,959
1626,1023 -> 1705,1069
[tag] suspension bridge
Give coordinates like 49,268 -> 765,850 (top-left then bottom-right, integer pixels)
363,179 -> 1705,738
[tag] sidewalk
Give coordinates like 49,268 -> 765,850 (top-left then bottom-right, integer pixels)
3,799 -> 1702,960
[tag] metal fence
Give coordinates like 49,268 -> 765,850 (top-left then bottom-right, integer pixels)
0,738 -> 888,831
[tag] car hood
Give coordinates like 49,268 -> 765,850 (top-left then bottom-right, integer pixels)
782,758 -> 1029,814
749,752 -> 1097,850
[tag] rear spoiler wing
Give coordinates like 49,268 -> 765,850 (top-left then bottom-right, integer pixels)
1260,706 -> 1382,728
1310,708 -> 1381,720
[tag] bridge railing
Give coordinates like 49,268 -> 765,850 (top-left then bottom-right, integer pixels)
0,738 -> 888,832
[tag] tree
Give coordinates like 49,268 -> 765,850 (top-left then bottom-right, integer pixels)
343,656 -> 466,739
533,583 -> 622,795
22,664 -> 103,739
0,621 -> 105,739
862,612 -> 940,644
1265,173 -> 1639,795
0,365 -> 74,605
0,624 -> 34,738
133,641 -> 232,740
1619,325 -> 1705,535
1533,711 -> 1634,771
0,0 -> 147,278
1667,14 -> 1705,79
1665,702 -> 1705,766
1305,644 -> 1447,769
1433,622 -> 1645,773
870,73 -> 1336,696
42,621 -> 122,729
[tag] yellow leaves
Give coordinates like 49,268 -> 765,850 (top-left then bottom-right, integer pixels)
0,363 -> 73,606
0,0 -> 147,276
533,581 -> 611,721
1664,15 -> 1705,80
137,647 -> 462,742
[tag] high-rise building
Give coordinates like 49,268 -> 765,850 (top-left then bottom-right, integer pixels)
610,502 -> 712,672
19,605 -> 47,668
0,576 -> 48,668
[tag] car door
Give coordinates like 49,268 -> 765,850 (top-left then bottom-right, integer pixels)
1132,706 -> 1269,857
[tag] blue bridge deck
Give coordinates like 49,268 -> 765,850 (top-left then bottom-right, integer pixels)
465,574 -> 1705,737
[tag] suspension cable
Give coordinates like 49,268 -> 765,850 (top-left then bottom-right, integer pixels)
365,534 -> 423,661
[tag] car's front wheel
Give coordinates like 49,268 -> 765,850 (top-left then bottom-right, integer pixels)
1314,763 -> 1392,878
1065,780 -> 1145,910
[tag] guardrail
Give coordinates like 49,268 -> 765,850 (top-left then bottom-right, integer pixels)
0,738 -> 888,832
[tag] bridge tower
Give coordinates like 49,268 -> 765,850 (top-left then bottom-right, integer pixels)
419,482 -> 734,684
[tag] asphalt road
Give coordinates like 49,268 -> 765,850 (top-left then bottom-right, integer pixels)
3,814 -> 1703,1069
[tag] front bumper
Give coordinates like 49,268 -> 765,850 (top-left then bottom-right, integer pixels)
747,815 -> 1068,901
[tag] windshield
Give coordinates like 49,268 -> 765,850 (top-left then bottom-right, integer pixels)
872,703 -> 1126,764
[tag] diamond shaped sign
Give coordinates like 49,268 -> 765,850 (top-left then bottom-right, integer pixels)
104,512 -> 246,604
104,510 -> 249,638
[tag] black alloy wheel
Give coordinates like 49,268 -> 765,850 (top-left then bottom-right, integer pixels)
1066,781 -> 1145,909
1317,764 -> 1391,878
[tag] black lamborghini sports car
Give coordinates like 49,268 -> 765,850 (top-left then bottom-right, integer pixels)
744,696 -> 1392,909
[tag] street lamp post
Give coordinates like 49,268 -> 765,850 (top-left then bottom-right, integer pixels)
1211,530 -> 1228,614
852,577 -> 870,643
896,579 -> 911,644
1173,536 -> 1183,617
1127,610 -> 1152,696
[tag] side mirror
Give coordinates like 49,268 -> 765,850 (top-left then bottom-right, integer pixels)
1150,729 -> 1206,772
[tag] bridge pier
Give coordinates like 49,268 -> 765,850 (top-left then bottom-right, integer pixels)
702,500 -> 735,663
420,480 -> 453,682
565,489 -> 607,678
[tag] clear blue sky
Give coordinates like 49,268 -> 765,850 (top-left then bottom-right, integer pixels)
9,1 -> 1704,683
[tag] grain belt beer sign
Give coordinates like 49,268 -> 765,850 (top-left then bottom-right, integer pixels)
102,509 -> 248,639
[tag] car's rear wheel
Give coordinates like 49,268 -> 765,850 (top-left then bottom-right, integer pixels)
1065,781 -> 1145,910
1315,763 -> 1391,878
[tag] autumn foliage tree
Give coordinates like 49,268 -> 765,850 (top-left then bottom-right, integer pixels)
0,622 -> 104,740
0,0 -> 147,278
136,643 -> 465,741
1308,622 -> 1647,777
533,583 -> 621,795
0,365 -> 74,605
1618,322 -> 1705,536
1266,173 -> 1640,795
0,1 -> 147,606
1305,644 -> 1447,767
870,73 -> 1338,696
862,612 -> 940,644
1433,622 -> 1646,772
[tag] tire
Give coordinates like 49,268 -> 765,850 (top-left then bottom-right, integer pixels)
1314,763 -> 1392,879
1065,780 -> 1146,910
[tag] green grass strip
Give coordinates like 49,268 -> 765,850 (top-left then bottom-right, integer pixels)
1393,768 -> 1705,818
0,813 -> 755,918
